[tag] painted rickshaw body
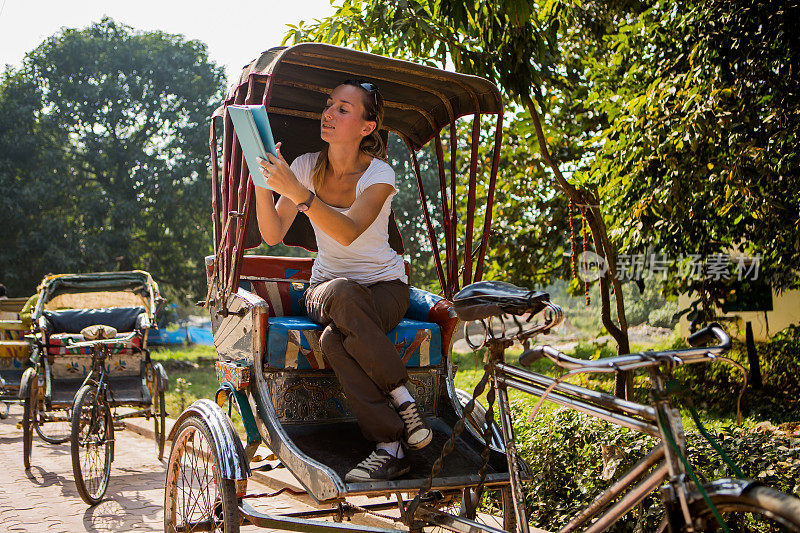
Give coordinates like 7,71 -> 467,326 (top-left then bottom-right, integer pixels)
166,43 -> 530,532
21,271 -> 169,473
0,297 -> 32,418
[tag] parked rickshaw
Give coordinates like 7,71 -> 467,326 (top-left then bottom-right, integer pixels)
1,297 -> 31,418
164,42 -> 529,533
21,271 -> 169,504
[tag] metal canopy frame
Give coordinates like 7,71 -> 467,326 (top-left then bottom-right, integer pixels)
210,43 -> 505,303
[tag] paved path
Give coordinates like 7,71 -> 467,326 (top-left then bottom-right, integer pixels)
0,403 -> 528,533
0,403 -> 321,532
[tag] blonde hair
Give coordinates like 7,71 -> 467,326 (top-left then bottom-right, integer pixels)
311,80 -> 386,191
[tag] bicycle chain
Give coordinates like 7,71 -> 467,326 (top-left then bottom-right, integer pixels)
405,361 -> 497,522
345,501 -> 405,524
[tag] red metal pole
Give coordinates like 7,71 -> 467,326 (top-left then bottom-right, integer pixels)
474,112 -> 503,282
463,113 -> 481,287
403,135 -> 446,295
209,117 -> 222,252
448,121 -> 459,294
433,131 -> 452,295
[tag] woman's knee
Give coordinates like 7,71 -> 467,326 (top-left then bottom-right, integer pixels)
320,324 -> 345,360
322,278 -> 370,312
328,278 -> 365,297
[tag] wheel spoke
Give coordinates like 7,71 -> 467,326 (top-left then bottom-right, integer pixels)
165,417 -> 236,532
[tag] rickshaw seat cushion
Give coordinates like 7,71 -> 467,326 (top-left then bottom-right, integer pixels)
266,316 -> 442,370
43,306 -> 146,334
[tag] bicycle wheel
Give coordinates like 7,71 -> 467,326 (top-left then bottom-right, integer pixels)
22,378 -> 37,470
164,415 -> 239,533
70,385 -> 113,505
427,486 -> 515,533
689,483 -> 800,532
34,364 -> 71,444
154,388 -> 166,461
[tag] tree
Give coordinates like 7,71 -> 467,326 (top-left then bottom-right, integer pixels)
581,0 -> 800,318
0,18 -> 226,298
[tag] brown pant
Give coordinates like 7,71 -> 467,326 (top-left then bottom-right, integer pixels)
305,277 -> 410,442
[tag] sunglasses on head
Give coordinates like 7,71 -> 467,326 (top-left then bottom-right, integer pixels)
342,79 -> 380,106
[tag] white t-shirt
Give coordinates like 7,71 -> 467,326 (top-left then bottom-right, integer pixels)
290,152 -> 408,286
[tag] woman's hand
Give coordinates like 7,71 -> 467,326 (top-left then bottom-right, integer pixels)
258,143 -> 308,204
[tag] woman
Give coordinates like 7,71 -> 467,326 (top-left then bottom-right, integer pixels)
254,79 -> 431,482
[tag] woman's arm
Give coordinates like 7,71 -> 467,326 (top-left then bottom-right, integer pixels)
253,142 -> 300,246
259,151 -> 393,247
304,184 -> 393,246
253,186 -> 299,247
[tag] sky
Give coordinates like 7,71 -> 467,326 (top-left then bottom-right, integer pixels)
0,0 -> 337,85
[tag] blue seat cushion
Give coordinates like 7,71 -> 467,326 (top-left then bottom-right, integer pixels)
266,316 -> 442,370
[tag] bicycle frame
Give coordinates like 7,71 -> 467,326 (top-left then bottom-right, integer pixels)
483,339 -> 702,533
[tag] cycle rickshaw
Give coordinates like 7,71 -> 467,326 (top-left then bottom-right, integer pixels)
164,43 -> 800,532
20,271 -> 169,504
1,296 -> 32,419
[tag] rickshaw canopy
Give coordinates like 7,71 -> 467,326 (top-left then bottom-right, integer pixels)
226,43 -> 503,153
36,271 -> 160,316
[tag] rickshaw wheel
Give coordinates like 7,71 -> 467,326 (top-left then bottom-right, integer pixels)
34,399 -> 72,444
71,384 -> 113,505
426,486 -> 515,533
164,415 -> 239,533
22,379 -> 38,469
154,388 -> 166,460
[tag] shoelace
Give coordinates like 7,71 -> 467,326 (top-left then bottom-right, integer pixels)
399,404 -> 423,432
356,451 -> 389,471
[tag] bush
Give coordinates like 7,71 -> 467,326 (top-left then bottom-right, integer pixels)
647,300 -> 680,328
511,406 -> 800,532
758,324 -> 800,393
674,324 -> 800,423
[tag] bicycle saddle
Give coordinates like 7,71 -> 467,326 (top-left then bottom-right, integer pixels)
452,281 -> 550,321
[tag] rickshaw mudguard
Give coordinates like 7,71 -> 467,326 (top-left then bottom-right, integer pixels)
18,367 -> 37,399
167,399 -> 251,480
216,382 -> 260,446
204,280 -> 347,501
153,362 -> 169,392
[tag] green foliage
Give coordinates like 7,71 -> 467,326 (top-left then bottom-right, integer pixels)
758,324 -> 800,394
514,407 -> 662,531
647,300 -> 680,328
675,324 -> 800,424
514,406 -> 800,530
0,18 -> 226,298
582,0 -> 800,299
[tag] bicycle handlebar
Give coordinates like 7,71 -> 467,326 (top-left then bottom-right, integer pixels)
519,323 -> 731,372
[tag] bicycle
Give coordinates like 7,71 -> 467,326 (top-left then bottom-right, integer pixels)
69,336 -> 167,505
450,280 -> 800,532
